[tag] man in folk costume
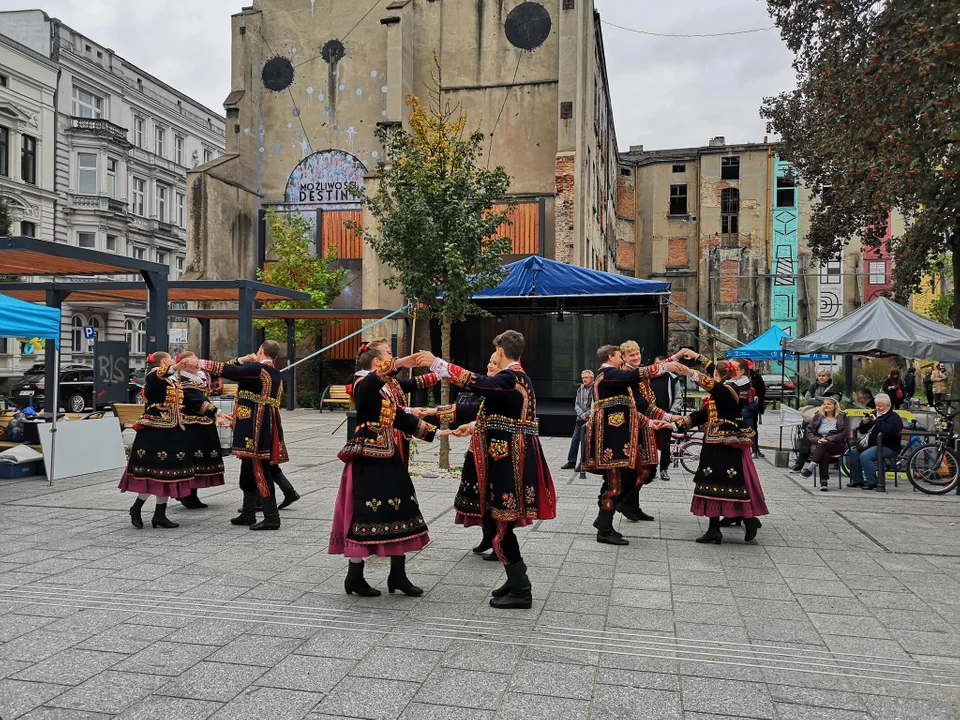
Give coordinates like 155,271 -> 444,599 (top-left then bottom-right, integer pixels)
422,330 -> 556,610
583,345 -> 678,546
189,340 -> 289,531
618,340 -> 682,523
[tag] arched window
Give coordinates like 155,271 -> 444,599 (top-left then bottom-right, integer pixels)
89,316 -> 102,342
135,320 -> 146,355
124,319 -> 135,349
71,315 -> 85,353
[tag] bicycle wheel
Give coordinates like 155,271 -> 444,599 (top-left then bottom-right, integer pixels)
906,443 -> 960,495
679,439 -> 702,474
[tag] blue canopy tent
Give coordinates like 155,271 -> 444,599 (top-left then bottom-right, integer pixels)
0,292 -> 61,486
726,326 -> 830,363
474,255 -> 671,298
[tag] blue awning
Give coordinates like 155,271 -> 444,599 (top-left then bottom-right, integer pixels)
474,256 -> 671,298
726,326 -> 829,362
0,292 -> 61,348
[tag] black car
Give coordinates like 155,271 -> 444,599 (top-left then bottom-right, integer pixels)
9,364 -> 144,413
761,373 -> 798,403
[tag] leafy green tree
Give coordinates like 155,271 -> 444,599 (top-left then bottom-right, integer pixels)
761,0 -> 960,323
353,63 -> 512,467
256,209 -> 348,345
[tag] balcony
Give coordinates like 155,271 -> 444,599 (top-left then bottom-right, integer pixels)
157,221 -> 177,236
68,194 -> 128,216
69,117 -> 132,148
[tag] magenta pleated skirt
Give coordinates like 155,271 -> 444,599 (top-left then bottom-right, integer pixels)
328,463 -> 430,558
690,447 -> 769,519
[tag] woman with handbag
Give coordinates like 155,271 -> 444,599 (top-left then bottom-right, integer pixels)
799,397 -> 848,491
881,369 -> 905,410
846,393 -> 903,492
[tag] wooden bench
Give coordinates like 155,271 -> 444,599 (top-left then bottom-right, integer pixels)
319,385 -> 351,412
112,403 -> 144,429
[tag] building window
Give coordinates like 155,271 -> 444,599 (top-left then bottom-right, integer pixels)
0,126 -> 8,177
820,185 -> 833,207
154,127 -> 165,157
156,185 -> 168,221
156,250 -> 168,266
77,153 -> 98,194
134,117 -> 144,148
131,245 -> 145,260
106,157 -> 117,198
175,136 -> 184,165
72,87 -> 103,118
776,174 -> 796,208
106,234 -> 117,252
71,315 -> 85,353
203,148 -> 212,164
78,231 -> 96,248
132,177 -> 145,215
721,188 -> 740,235
20,221 -> 36,237
669,184 -> 688,216
89,316 -> 102,341
176,256 -> 184,275
124,318 -> 135,348
721,156 -> 740,180
176,192 -> 185,227
672,164 -> 686,173
21,135 -> 37,185
868,261 -> 887,285
136,320 -> 146,354
0,74 -> 7,87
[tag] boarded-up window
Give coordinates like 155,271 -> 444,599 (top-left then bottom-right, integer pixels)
320,210 -> 364,259
491,201 -> 540,255
322,318 -> 363,360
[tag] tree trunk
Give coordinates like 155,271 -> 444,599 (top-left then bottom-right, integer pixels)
439,315 -> 452,469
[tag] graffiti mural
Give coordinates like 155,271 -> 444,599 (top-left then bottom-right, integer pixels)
771,158 -> 798,336
284,149 -> 366,210
817,252 -> 843,330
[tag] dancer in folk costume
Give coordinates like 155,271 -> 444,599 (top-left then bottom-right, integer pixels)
330,344 -> 437,598
422,330 -> 557,610
582,345 -> 677,546
671,351 -> 768,544
190,340 -> 289,531
426,353 -> 530,560
618,340 -> 682,523
119,352 -> 195,529
175,352 -> 225,510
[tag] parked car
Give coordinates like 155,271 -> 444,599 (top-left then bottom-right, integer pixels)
761,373 -> 798,403
9,363 -> 144,413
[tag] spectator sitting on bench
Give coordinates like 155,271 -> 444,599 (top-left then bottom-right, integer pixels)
799,397 -> 848,491
847,393 -> 902,492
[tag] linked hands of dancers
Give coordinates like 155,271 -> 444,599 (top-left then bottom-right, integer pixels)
437,424 -> 472,438
409,406 -> 436,419
650,419 -> 672,430
175,355 -> 201,373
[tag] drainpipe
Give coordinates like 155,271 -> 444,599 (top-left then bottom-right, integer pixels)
694,155 -> 702,349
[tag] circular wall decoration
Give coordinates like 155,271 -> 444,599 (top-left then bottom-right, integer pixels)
262,56 -> 295,92
504,2 -> 552,51
321,39 -> 346,65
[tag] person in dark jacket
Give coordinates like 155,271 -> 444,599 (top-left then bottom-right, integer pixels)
741,364 -> 766,459
847,393 -> 903,492
923,366 -> 935,407
881,369 -> 905,410
650,357 -> 682,480
856,389 -> 876,409
804,370 -> 842,407
799,398 -> 849,491
903,367 -> 917,404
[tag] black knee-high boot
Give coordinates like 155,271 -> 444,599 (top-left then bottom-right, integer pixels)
489,560 -> 533,609
231,492 -> 257,525
695,516 -> 722,544
129,497 -> 146,529
251,493 -> 280,531
151,502 -> 178,529
596,509 -> 628,546
744,517 -> 761,543
473,523 -> 493,555
387,555 -> 423,596
344,560 -> 381,597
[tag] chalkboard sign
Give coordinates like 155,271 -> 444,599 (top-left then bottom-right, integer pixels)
93,341 -> 130,408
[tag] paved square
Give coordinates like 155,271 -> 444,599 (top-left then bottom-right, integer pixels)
1,411 -> 959,719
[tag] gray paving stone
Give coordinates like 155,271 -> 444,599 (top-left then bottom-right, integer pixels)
508,659 -> 595,699
73,623 -> 172,654
439,640 -> 523,673
157,661 -> 266,702
257,654 -> 352,692
117,696 -> 222,720
680,676 -> 777,719
0,679 -> 70,719
46,670 -> 170,714
543,591 -> 609,615
414,667 -> 510,710
496,692 -> 590,719
13,649 -> 125,685
0,658 -> 31,679
351,646 -> 440,682
208,634 -> 303,667
209,686 -> 323,720
0,629 -> 91,662
115,641 -> 216,676
296,629 -> 387,660
165,619 -> 252,646
398,703 -> 493,720
591,685 -> 682,719
768,685 -> 868,712
774,703 -> 872,720
0,614 -> 56,643
315,676 -> 418,720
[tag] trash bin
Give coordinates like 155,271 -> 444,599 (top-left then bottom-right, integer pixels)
347,410 -> 357,442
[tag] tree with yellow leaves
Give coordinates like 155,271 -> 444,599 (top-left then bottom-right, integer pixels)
353,62 -> 512,468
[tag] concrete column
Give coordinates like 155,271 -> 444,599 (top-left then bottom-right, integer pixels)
285,318 -> 296,411
238,283 -> 254,354
43,287 -> 67,414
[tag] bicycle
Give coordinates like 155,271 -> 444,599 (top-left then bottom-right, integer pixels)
669,431 -> 703,474
904,407 -> 960,495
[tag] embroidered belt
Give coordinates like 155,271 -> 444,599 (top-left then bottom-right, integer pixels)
595,395 -> 632,409
483,416 -> 539,436
238,390 -> 281,408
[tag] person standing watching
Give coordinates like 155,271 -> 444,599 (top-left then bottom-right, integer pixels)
881,369 -> 905,410
923,366 -> 935,407
931,363 -> 949,407
903,366 -> 917,405
562,370 -> 594,477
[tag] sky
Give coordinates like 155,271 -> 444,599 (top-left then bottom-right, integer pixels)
14,0 -> 797,151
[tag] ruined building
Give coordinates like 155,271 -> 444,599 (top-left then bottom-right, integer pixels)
187,0 -> 620,359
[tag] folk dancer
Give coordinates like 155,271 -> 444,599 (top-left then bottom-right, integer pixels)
427,352 -> 530,560
120,352 -> 195,529
619,340 -> 682,522
671,352 -> 768,544
582,345 -> 675,546
330,344 -> 437,597
191,340 -> 290,531
423,330 -> 557,610
175,351 -> 225,509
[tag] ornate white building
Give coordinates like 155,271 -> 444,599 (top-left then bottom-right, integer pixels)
0,30 -> 57,383
0,9 -> 225,372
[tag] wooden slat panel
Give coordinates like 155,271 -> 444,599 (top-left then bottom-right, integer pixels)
491,202 -> 540,255
323,318 -> 363,360
320,210 -> 364,260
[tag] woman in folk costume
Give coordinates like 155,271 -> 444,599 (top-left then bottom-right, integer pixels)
330,343 -> 437,598
671,351 -> 768,544
174,352 -> 225,510
426,353 -> 530,560
421,330 -> 557,610
119,352 -> 195,529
